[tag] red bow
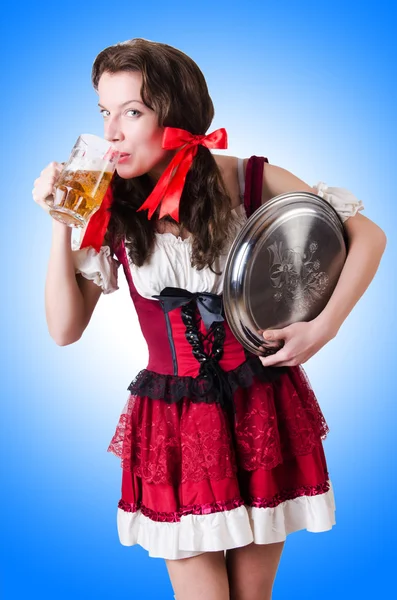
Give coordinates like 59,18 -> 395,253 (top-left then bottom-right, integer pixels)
80,126 -> 227,252
137,127 -> 228,221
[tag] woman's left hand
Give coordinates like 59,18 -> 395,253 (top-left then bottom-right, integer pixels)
258,319 -> 335,367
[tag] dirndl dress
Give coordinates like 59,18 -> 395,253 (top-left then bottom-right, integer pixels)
104,156 -> 339,560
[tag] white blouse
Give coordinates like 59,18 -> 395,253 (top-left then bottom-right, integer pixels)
130,204 -> 247,298
72,159 -> 364,296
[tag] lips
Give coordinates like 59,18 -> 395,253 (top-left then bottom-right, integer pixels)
118,153 -> 131,164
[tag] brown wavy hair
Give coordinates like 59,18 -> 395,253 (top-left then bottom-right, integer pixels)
92,38 -> 235,269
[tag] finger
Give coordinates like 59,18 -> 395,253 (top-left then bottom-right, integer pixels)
32,195 -> 51,213
258,345 -> 279,356
259,349 -> 289,367
257,332 -> 279,349
32,185 -> 53,213
40,162 -> 63,183
33,169 -> 62,204
270,360 -> 301,367
260,343 -> 277,350
262,328 -> 288,342
32,184 -> 54,204
49,162 -> 64,184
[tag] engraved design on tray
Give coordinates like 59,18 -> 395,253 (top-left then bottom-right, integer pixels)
267,240 -> 329,311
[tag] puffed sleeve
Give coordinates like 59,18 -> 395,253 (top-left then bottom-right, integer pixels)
313,182 -> 365,223
72,242 -> 120,294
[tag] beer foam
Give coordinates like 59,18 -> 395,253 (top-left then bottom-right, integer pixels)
66,157 -> 112,172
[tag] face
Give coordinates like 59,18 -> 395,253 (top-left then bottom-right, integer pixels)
97,71 -> 174,181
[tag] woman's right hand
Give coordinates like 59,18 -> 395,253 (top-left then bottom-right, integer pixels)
32,162 -> 64,213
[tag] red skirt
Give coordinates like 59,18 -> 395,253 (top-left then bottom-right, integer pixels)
108,361 -> 335,560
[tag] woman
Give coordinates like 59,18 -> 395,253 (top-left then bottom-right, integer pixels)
32,38 -> 386,600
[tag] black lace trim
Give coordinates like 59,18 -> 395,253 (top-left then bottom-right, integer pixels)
180,299 -> 236,412
127,355 -> 288,405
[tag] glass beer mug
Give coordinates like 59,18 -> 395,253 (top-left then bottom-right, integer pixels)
48,134 -> 120,228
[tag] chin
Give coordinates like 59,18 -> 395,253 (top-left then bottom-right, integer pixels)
116,159 -> 150,180
116,170 -> 134,179
115,164 -> 137,179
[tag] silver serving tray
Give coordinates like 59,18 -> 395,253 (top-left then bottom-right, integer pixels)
223,192 -> 347,355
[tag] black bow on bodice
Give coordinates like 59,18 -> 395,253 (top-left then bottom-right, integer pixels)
153,287 -> 236,417
153,287 -> 224,332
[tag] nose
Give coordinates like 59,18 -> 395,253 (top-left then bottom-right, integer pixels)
104,116 -> 125,143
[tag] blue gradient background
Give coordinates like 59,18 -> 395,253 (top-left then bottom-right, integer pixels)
1,1 -> 395,598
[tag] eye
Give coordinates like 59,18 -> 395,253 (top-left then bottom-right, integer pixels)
100,109 -> 110,118
126,109 -> 141,117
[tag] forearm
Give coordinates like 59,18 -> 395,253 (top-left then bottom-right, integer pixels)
314,218 -> 387,337
45,221 -> 86,345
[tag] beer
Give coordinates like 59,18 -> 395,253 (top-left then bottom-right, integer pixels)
52,169 -> 113,227
48,134 -> 119,228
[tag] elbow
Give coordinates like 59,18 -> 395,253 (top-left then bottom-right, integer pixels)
380,229 -> 387,249
373,226 -> 387,254
48,323 -> 84,346
346,217 -> 387,253
52,334 -> 82,347
51,331 -> 83,346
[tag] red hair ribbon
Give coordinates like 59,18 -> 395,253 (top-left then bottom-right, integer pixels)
80,126 -> 227,252
80,178 -> 115,252
137,126 -> 228,221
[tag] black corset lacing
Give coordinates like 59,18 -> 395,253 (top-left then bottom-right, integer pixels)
153,288 -> 237,418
